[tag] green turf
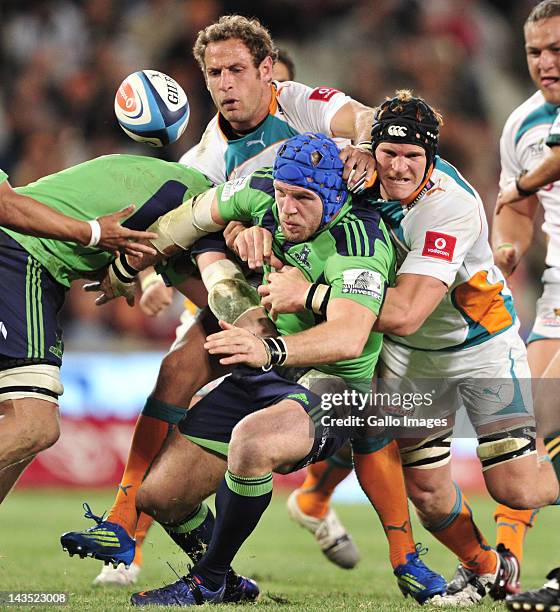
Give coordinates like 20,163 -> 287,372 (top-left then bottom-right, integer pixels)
0,488 -> 558,610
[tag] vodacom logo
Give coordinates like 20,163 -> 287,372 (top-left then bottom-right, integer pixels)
434,237 -> 447,250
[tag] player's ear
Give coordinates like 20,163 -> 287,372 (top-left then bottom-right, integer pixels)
259,56 -> 274,83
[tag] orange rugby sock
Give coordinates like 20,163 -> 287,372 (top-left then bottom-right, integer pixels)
132,512 -> 154,567
353,440 -> 416,568
296,457 -> 353,519
107,414 -> 170,537
494,504 -> 538,563
426,483 -> 496,575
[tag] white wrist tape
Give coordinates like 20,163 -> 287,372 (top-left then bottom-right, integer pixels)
201,259 -> 261,324
201,258 -> 245,288
148,188 -> 222,255
87,219 -> 101,247
140,271 -> 163,293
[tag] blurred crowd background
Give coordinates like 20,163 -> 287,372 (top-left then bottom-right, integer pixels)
0,0 -> 547,350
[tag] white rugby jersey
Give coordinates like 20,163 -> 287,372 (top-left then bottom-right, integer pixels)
376,157 -> 515,351
180,81 -> 351,184
499,90 -> 560,267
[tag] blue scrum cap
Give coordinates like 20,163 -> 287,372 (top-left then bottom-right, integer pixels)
273,133 -> 347,227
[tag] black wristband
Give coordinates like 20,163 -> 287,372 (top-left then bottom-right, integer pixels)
262,336 -> 288,368
515,171 -> 538,197
111,254 -> 139,284
305,283 -> 331,316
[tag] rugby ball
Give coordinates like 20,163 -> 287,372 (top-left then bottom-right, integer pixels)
114,70 -> 190,147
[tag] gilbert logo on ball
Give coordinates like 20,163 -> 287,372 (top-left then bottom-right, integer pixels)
114,70 -> 190,147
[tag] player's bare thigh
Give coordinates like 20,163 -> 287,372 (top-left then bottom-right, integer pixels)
478,415 -> 558,508
0,397 -> 60,470
527,338 -> 560,378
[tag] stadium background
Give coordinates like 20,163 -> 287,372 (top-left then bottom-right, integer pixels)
0,1 -> 548,493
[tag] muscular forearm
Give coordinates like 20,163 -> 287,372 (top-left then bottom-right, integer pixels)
373,274 -> 447,337
354,106 -> 376,145
1,189 -> 90,244
283,318 -> 369,366
331,100 -> 375,143
491,204 -> 534,256
373,288 -> 414,335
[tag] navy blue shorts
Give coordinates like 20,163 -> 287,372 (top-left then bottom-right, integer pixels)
178,365 -> 350,472
0,230 -> 66,367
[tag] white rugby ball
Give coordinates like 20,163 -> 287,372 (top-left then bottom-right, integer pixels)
114,70 -> 190,147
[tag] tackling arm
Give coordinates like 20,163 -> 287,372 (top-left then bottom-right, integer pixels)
373,273 -> 447,336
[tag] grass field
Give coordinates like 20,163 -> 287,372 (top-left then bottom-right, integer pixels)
1,488 -> 559,610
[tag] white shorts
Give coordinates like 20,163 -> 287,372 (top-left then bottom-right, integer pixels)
378,326 -> 533,432
528,266 -> 560,343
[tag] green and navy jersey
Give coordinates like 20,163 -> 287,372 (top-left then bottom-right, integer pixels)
1,155 -> 212,287
367,156 -> 516,352
216,168 -> 396,381
180,81 -> 351,184
500,90 -> 560,267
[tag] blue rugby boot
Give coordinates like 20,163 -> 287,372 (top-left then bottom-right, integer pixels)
224,569 -> 260,603
394,544 -> 447,604
131,573 -> 225,606
60,503 -> 135,568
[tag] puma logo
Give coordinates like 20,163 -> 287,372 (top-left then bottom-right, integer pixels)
496,521 -> 518,533
385,521 -> 408,533
246,132 -> 266,148
118,484 -> 133,496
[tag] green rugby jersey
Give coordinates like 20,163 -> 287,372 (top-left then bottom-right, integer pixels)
0,170 -> 7,185
1,155 -> 212,287
217,168 -> 396,381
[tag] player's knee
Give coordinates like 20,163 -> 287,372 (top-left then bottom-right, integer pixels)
137,482 -> 181,523
477,426 -> 542,507
406,469 -> 454,517
18,405 -> 60,455
229,420 -> 274,473
486,477 -> 538,509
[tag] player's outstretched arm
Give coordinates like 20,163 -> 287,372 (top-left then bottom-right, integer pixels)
85,188 -> 227,306
0,181 -> 157,254
96,206 -> 158,256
